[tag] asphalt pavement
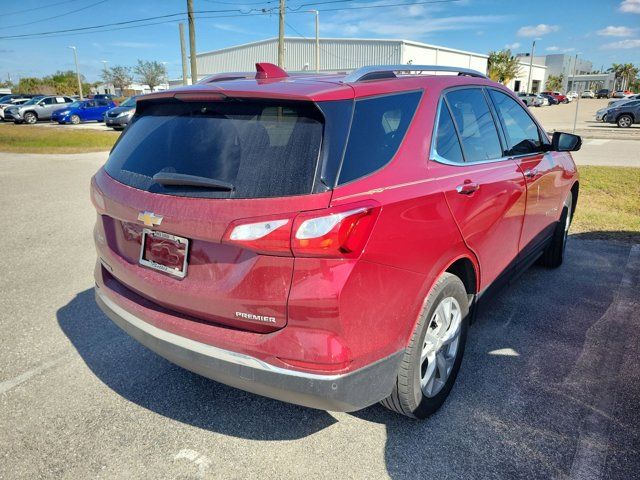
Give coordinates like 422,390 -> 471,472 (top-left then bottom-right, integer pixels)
1,153 -> 639,479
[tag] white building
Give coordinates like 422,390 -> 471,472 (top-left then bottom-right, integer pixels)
505,61 -> 547,93
93,82 -> 170,96
195,37 -> 488,77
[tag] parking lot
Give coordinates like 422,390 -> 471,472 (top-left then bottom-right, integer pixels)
0,147 -> 639,478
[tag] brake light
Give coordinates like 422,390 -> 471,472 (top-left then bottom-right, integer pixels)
223,215 -> 293,255
222,202 -> 380,258
292,204 -> 379,257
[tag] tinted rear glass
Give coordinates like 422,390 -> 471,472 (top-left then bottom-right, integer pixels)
105,99 -> 324,198
338,91 -> 421,184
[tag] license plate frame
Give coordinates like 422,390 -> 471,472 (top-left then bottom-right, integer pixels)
139,228 -> 189,279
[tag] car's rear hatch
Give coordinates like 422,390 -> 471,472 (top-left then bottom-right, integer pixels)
94,92 -> 351,333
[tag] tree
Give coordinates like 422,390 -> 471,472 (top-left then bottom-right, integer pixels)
487,50 -> 522,86
102,65 -> 133,95
134,60 -> 167,92
545,74 -> 564,91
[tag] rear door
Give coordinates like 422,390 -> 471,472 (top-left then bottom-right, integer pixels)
487,88 -> 564,255
95,96 -> 333,333
433,87 -> 526,289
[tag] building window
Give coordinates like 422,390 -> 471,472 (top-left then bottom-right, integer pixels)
514,80 -> 521,92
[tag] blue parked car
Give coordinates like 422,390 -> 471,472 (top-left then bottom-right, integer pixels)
51,98 -> 116,124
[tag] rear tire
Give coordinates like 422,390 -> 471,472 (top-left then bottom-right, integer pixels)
539,192 -> 572,268
617,114 -> 633,128
381,273 -> 469,419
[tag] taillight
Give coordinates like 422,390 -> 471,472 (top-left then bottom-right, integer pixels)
222,215 -> 294,255
222,202 -> 380,258
292,204 -> 379,257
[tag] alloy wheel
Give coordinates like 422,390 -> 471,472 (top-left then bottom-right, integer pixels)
618,116 -> 632,128
420,296 -> 462,398
24,113 -> 36,124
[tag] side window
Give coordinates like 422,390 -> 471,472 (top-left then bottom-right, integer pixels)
43,98 -> 55,105
445,88 -> 502,162
434,101 -> 464,163
488,89 -> 542,156
339,91 -> 421,184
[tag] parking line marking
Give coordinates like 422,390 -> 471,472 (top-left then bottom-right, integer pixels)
584,139 -> 610,146
0,354 -> 68,395
568,244 -> 640,480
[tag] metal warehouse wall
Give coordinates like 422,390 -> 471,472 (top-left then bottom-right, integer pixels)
197,38 -> 405,74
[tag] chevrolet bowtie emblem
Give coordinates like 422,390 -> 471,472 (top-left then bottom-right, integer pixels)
138,211 -> 163,227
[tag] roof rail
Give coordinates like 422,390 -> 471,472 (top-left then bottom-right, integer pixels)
342,65 -> 487,83
197,72 -> 252,84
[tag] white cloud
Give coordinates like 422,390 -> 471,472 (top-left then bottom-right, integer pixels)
620,0 -> 640,13
505,42 -> 521,49
597,25 -> 636,36
546,46 -> 559,51
601,38 -> 640,49
110,41 -> 157,49
212,23 -> 252,35
320,2 -> 511,40
517,24 -> 560,37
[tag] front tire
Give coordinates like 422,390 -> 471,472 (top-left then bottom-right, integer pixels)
617,114 -> 633,128
70,115 -> 81,125
539,192 -> 572,268
23,112 -> 37,124
381,273 -> 469,419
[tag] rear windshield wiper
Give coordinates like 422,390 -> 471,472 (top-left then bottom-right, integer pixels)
152,172 -> 234,191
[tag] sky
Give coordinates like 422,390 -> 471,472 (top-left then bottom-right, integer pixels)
1,0 -> 639,83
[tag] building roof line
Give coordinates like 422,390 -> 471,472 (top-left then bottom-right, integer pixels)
196,36 -> 489,59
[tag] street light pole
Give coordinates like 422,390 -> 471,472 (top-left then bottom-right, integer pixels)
572,53 -> 581,134
68,46 -> 83,100
526,39 -> 536,93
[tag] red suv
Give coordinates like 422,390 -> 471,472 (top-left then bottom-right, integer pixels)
92,63 -> 580,419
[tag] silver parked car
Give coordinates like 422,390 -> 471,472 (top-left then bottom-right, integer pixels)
4,95 -> 74,124
516,92 -> 545,107
0,97 -> 32,120
607,93 -> 640,108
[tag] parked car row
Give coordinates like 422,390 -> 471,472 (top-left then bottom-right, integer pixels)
1,93 -> 139,130
596,99 -> 640,127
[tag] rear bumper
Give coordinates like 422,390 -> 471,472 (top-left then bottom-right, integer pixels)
95,286 -> 404,412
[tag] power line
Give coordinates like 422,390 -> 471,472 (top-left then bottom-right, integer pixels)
0,0 -> 463,40
2,0 -> 83,17
3,0 -> 109,29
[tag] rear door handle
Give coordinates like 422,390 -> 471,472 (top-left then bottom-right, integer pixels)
524,168 -> 538,178
456,181 -> 480,195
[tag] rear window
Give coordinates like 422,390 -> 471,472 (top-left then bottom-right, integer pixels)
105,99 -> 324,199
338,91 -> 421,184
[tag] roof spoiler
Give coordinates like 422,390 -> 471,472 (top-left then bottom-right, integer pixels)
255,62 -> 289,80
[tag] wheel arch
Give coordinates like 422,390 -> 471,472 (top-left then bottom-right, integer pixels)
570,181 -> 579,220
445,257 -> 478,296
23,109 -> 38,118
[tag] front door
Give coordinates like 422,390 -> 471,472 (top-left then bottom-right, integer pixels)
431,88 -> 527,290
486,88 -> 564,255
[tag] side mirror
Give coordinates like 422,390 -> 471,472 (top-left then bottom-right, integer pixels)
551,131 -> 582,152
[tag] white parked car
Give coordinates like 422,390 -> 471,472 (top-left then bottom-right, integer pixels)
567,91 -> 578,101
0,98 -> 32,120
581,91 -> 595,99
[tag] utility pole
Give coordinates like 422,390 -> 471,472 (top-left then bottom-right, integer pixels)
179,23 -> 189,85
187,0 -> 197,82
526,39 -> 536,93
308,9 -> 319,72
68,46 -> 83,100
278,0 -> 285,68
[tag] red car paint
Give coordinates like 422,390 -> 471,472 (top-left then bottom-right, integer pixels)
92,64 -> 579,404
542,91 -> 568,103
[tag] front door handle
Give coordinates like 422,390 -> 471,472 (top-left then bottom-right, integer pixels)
456,181 -> 480,195
524,168 -> 538,178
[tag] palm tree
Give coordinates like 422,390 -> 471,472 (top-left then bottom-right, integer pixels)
607,63 -> 624,90
487,50 -> 522,86
545,74 -> 564,91
620,63 -> 639,91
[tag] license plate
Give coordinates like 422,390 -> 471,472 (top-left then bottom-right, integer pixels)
139,228 -> 189,278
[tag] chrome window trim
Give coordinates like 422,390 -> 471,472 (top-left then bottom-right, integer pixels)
430,85 -> 550,167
